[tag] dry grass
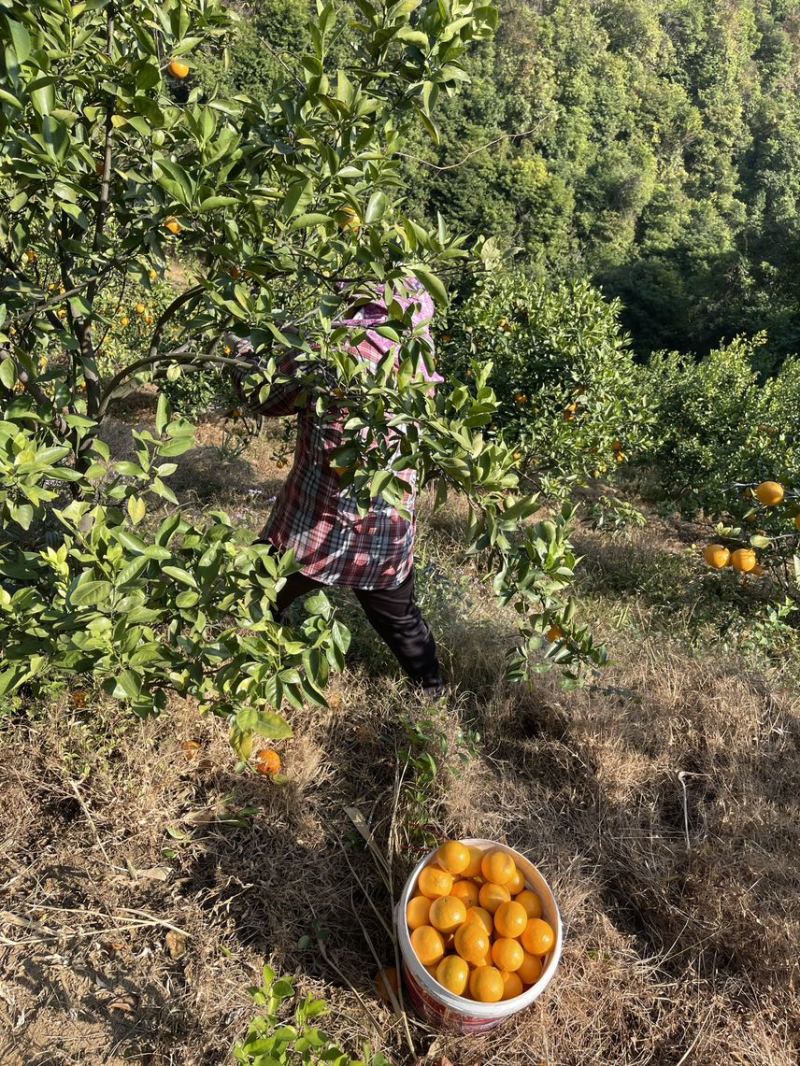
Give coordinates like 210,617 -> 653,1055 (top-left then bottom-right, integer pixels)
2,413 -> 799,1064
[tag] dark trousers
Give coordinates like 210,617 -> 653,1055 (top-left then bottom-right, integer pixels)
276,569 -> 444,695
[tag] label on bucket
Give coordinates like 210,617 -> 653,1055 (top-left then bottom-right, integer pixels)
402,964 -> 504,1035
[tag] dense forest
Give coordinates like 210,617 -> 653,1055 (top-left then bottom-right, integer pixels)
213,0 -> 800,372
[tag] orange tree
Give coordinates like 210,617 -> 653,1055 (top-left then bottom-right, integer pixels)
701,478 -> 800,634
0,0 -> 604,749
437,269 -> 653,496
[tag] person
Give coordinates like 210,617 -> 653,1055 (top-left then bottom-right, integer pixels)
231,280 -> 445,700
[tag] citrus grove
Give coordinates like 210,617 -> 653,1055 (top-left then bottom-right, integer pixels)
0,0 -> 607,760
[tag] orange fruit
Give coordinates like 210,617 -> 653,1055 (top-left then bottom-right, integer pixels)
406,895 -> 432,931
435,954 -> 469,996
411,925 -> 445,967
168,59 -> 190,79
546,625 -> 564,642
451,880 -> 480,908
437,840 -> 471,875
755,481 -> 784,507
521,918 -> 555,957
507,866 -> 526,895
703,544 -> 730,569
515,890 -> 542,920
135,302 -> 146,315
494,901 -> 528,939
518,950 -> 543,985
469,965 -> 504,1003
120,315 -> 130,327
418,865 -> 453,900
464,906 -> 493,936
375,966 -> 399,1005
164,217 -> 182,235
481,849 -> 516,886
491,938 -> 524,972
334,205 -> 360,232
254,749 -> 281,775
454,922 -> 489,966
479,882 -> 511,914
500,970 -> 524,1001
461,846 -> 484,879
429,896 -> 467,935
731,548 -> 757,573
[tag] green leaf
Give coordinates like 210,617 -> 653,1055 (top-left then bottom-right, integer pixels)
281,178 -> 313,220
198,195 -> 240,212
155,393 -> 169,436
0,88 -> 22,109
70,580 -> 113,607
0,360 -> 17,390
365,190 -> 387,223
410,265 -> 447,306
252,711 -> 294,740
127,496 -> 147,525
289,212 -> 332,230
9,21 -> 32,64
162,565 -> 197,588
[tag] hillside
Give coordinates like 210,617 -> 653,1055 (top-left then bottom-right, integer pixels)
1,412 -> 799,1065
216,0 -> 800,369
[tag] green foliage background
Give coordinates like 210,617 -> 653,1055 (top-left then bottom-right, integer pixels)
217,0 -> 800,373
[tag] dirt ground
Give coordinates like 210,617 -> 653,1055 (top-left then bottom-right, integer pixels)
2,416 -> 799,1065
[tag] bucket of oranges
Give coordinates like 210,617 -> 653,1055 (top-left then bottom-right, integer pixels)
396,838 -> 562,1034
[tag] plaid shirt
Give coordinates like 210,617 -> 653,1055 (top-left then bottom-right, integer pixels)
236,284 -> 438,590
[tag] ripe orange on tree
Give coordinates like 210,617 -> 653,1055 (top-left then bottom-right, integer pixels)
164,217 -> 182,235
546,625 -> 564,642
521,918 -> 555,957
168,58 -> 190,79
334,205 -> 361,232
755,481 -> 784,507
703,544 -> 730,569
731,548 -> 757,573
417,864 -> 454,899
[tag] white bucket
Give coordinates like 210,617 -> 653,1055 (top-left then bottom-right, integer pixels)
395,838 -> 563,1034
